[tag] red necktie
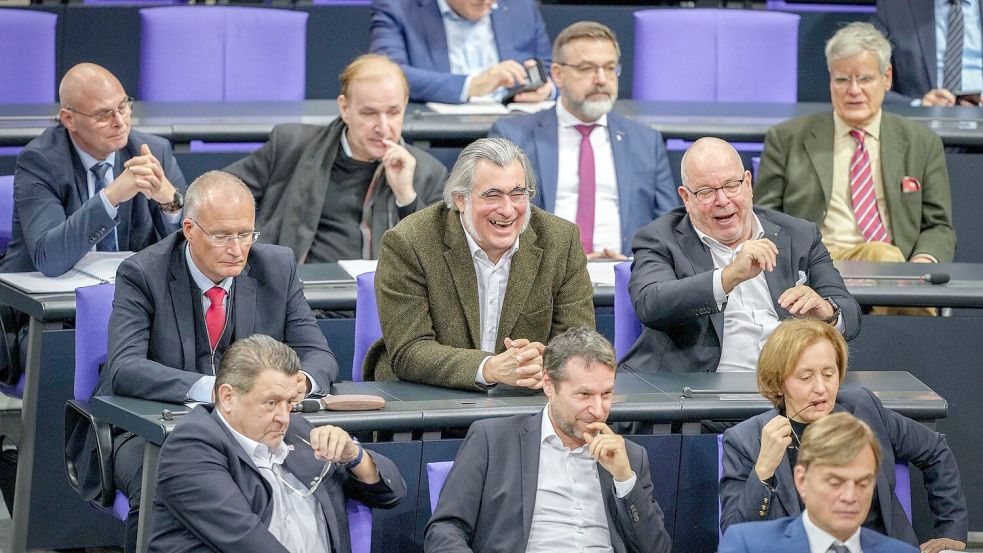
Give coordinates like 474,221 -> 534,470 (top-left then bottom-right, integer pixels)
849,129 -> 889,244
574,124 -> 597,253
204,286 -> 227,350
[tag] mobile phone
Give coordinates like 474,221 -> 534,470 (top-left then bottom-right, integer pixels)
953,90 -> 981,105
502,60 -> 548,103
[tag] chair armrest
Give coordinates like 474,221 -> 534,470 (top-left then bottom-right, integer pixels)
64,399 -> 116,508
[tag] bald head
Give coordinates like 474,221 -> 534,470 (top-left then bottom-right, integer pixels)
677,137 -> 754,247
58,63 -> 132,160
184,171 -> 255,220
679,137 -> 743,189
59,63 -> 124,109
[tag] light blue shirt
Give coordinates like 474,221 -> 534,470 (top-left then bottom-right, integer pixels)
71,144 -> 119,247
436,0 -> 502,102
935,0 -> 983,92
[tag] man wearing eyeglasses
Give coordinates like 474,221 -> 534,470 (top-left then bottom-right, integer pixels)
362,138 -> 594,391
490,21 -> 677,258
755,23 -> 955,271
88,171 -> 337,553
151,334 -> 405,553
619,137 -> 860,375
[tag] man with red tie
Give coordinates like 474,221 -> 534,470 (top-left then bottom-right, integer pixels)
91,170 -> 336,552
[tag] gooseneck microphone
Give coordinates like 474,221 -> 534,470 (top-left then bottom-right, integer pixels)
846,272 -> 950,285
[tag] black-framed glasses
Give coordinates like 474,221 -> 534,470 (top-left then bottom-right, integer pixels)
684,175 -> 747,205
476,186 -> 531,205
64,97 -> 134,125
557,62 -> 622,79
191,218 -> 260,247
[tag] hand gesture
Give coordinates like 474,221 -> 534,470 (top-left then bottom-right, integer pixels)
919,537 -> 965,553
381,139 -> 417,206
309,425 -> 361,464
721,239 -> 778,293
921,88 -> 956,107
468,60 -> 528,98
778,285 -> 835,321
584,422 -> 633,482
586,248 -> 628,261
292,373 -> 310,404
482,338 -> 546,389
754,415 -> 792,481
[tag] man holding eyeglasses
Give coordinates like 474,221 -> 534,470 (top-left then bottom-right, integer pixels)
151,334 -> 405,553
88,171 -> 337,552
619,137 -> 860,375
362,138 -> 594,391
755,23 -> 955,269
491,21 -> 677,258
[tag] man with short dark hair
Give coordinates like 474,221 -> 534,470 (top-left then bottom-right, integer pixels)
150,334 -> 405,553
425,327 -> 671,553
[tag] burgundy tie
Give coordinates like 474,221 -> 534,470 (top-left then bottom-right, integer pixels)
574,124 -> 597,253
848,129 -> 889,244
204,286 -> 227,350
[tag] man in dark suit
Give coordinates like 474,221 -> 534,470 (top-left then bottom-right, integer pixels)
96,171 -> 337,552
225,55 -> 446,263
369,0 -> 553,104
490,21 -> 677,258
719,413 -> 918,553
425,328 -> 671,553
873,0 -> 983,106
151,334 -> 405,553
620,137 -> 860,374
362,138 -> 594,391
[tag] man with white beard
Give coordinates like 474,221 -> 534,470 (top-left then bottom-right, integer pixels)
490,21 -> 677,259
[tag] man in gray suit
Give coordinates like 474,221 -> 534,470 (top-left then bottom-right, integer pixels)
224,54 -> 446,263
619,138 -> 860,374
425,328 -> 671,553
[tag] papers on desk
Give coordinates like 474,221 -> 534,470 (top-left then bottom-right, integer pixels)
338,259 -> 378,278
424,100 -> 555,115
0,251 -> 132,294
587,260 -> 620,286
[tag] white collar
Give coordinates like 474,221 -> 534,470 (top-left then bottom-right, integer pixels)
802,509 -> 863,553
216,408 -> 291,469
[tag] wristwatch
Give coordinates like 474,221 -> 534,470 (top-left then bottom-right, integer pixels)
823,297 -> 841,324
158,189 -> 184,213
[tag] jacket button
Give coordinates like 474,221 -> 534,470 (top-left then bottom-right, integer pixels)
763,497 -> 769,504
759,510 -> 766,517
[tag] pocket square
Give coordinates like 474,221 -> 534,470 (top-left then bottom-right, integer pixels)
901,176 -> 921,193
796,270 -> 808,286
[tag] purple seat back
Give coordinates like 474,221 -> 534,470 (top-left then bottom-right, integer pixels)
0,175 -> 14,253
632,9 -> 799,103
613,261 -> 642,362
352,271 -> 381,382
0,10 -> 57,104
427,461 -> 454,512
139,6 -> 308,101
766,0 -> 874,13
74,283 -> 117,401
346,498 -> 372,553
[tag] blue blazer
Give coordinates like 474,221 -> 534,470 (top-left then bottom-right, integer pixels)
370,0 -> 552,104
489,108 -> 678,255
0,125 -> 186,276
718,516 -> 918,553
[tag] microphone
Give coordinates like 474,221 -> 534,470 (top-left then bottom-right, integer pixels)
292,399 -> 323,413
846,272 -> 950,285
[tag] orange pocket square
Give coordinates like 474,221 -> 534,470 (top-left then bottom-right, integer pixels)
901,176 -> 921,193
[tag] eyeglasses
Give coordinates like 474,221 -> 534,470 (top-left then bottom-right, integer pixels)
830,74 -> 881,90
191,218 -> 260,246
557,62 -> 622,79
262,437 -> 333,498
64,97 -> 134,125
476,186 -> 531,205
684,175 -> 746,205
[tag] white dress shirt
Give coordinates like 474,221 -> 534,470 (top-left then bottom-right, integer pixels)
216,411 -> 331,553
802,509 -> 863,553
437,0 -> 502,103
554,102 -> 622,253
525,406 -> 636,553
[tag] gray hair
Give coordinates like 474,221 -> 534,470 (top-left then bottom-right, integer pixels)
553,21 -> 621,65
184,170 -> 256,220
443,137 -> 537,210
544,327 -> 616,385
825,22 -> 892,74
214,334 -> 300,395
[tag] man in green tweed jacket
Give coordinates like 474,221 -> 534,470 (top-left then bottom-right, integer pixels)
363,138 -> 594,392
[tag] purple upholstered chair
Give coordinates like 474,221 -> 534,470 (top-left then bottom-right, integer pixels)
613,261 -> 642,362
0,10 -> 57,104
765,0 -> 874,13
632,9 -> 800,103
0,175 -> 15,256
346,498 -> 372,553
427,460 -> 454,511
352,271 -> 380,382
139,6 -> 308,102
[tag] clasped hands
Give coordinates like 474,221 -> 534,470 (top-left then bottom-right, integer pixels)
482,337 -> 546,389
104,144 -> 178,208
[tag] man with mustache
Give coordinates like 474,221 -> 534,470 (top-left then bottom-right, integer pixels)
619,138 -> 860,374
362,138 -> 594,391
490,21 -> 677,258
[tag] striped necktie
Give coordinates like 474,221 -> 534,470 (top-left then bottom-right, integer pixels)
944,0 -> 964,92
849,129 -> 889,244
90,162 -> 118,252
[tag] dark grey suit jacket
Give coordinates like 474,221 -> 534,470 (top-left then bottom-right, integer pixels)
98,231 -> 338,402
1,125 -> 186,276
224,118 -> 447,262
150,406 -> 406,553
718,515 -> 917,553
619,206 -> 861,374
424,412 -> 671,553
720,388 -> 968,546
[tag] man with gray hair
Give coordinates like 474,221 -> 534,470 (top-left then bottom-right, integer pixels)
755,22 -> 955,269
88,171 -> 337,551
490,21 -> 677,258
362,137 -> 594,391
426,327 -> 671,552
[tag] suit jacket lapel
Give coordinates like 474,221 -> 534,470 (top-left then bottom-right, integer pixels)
497,223 -> 542,345
534,110 -> 559,212
283,431 -> 343,551
607,115 -> 631,242
782,516 -> 809,550
803,114 -> 835,210
168,244 -> 197,372
422,0 -> 451,72
519,412 -> 541,546
232,263 -> 257,341
285,122 -> 341,262
674,215 -> 723,343
443,211 -> 482,347
759,213 -> 792,318
878,115 -> 907,242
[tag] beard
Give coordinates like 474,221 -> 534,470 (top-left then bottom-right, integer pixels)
569,92 -> 614,121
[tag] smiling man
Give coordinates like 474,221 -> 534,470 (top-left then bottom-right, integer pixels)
89,171 -> 337,552
619,137 -> 860,374
425,328 -> 671,553
225,54 -> 446,263
362,137 -> 594,391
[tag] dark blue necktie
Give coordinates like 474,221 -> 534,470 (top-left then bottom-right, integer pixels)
90,162 -> 118,252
